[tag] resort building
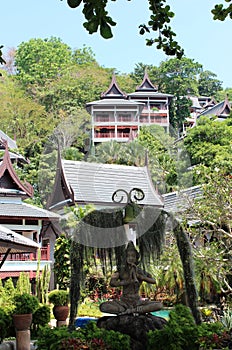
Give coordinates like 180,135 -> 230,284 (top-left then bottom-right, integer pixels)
197,95 -> 231,121
0,140 -> 60,288
86,72 -> 173,146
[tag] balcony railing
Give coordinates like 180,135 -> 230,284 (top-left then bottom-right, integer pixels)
140,117 -> 168,124
95,132 -> 115,138
94,132 -> 130,139
0,246 -> 50,262
94,117 -> 115,123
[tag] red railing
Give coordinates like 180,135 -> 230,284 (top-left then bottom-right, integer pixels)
117,133 -> 130,138
94,132 -> 130,139
95,132 -> 115,138
0,246 -> 50,262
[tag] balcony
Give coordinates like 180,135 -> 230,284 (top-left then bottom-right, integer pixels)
95,132 -> 116,138
140,115 -> 168,124
0,245 -> 50,262
94,116 -> 115,123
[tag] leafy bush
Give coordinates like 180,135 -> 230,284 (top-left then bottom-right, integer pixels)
0,308 -> 12,343
147,304 -> 232,350
48,290 -> 69,306
31,304 -> 51,337
13,293 -> 39,314
221,308 -> 232,331
147,304 -> 199,350
35,321 -> 130,350
196,322 -> 230,349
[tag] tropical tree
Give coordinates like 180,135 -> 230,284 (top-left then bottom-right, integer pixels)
72,45 -> 98,66
198,70 -> 223,97
169,95 -> 192,132
138,125 -> 180,193
193,243 -> 229,303
217,88 -> 232,101
87,140 -> 124,164
158,57 -> 202,96
130,63 -> 160,86
36,62 -> 110,112
183,116 -> 232,175
15,37 -> 73,86
0,71 -> 54,150
53,234 -> 72,290
183,169 -> 232,300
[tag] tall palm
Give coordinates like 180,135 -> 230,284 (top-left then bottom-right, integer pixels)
87,140 -> 123,164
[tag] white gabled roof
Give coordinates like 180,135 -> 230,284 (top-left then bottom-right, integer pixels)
0,225 -> 39,256
61,160 -> 164,208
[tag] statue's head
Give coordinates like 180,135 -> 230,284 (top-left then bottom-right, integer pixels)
126,241 -> 140,265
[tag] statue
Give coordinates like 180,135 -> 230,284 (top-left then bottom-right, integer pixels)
100,241 -> 162,316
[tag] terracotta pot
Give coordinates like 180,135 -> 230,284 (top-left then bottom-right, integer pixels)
13,313 -> 32,331
53,305 -> 69,321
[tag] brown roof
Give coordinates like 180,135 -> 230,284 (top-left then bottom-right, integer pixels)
101,74 -> 127,99
135,70 -> 158,92
0,141 -> 33,198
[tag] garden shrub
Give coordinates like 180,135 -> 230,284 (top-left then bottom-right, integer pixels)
0,308 -> 12,343
35,321 -> 130,350
31,304 -> 51,338
147,304 -> 232,350
147,304 -> 199,350
196,321 -> 230,349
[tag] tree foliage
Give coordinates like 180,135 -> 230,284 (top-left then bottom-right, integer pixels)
183,116 -> 232,174
15,37 -> 73,86
0,71 -> 54,149
0,0 -> 232,67
183,170 -> 232,297
63,0 -> 232,59
198,70 -> 223,97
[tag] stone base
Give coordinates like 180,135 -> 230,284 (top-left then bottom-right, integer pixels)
57,320 -> 67,327
16,330 -> 30,350
97,313 -> 167,350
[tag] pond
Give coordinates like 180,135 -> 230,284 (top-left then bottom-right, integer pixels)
75,309 -> 170,328
151,309 -> 170,320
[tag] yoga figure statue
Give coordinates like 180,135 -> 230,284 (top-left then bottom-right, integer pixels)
100,241 -> 162,316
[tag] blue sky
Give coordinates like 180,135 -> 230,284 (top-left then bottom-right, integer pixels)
1,0 -> 232,88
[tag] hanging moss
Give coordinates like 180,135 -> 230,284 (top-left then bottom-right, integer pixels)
68,206 -> 202,327
136,207 -> 167,266
69,208 -> 126,327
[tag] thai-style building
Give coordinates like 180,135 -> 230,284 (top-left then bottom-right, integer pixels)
86,72 -> 173,146
197,95 -> 231,121
47,153 -> 164,245
182,95 -> 215,134
86,75 -> 144,145
0,141 -> 60,287
48,155 -> 164,213
127,71 -> 173,133
86,71 -> 218,144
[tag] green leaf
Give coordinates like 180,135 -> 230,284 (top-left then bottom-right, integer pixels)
67,0 -> 82,8
100,21 -> 113,39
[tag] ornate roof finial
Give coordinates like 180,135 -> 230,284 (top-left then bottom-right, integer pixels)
101,74 -> 127,99
135,69 -> 158,92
